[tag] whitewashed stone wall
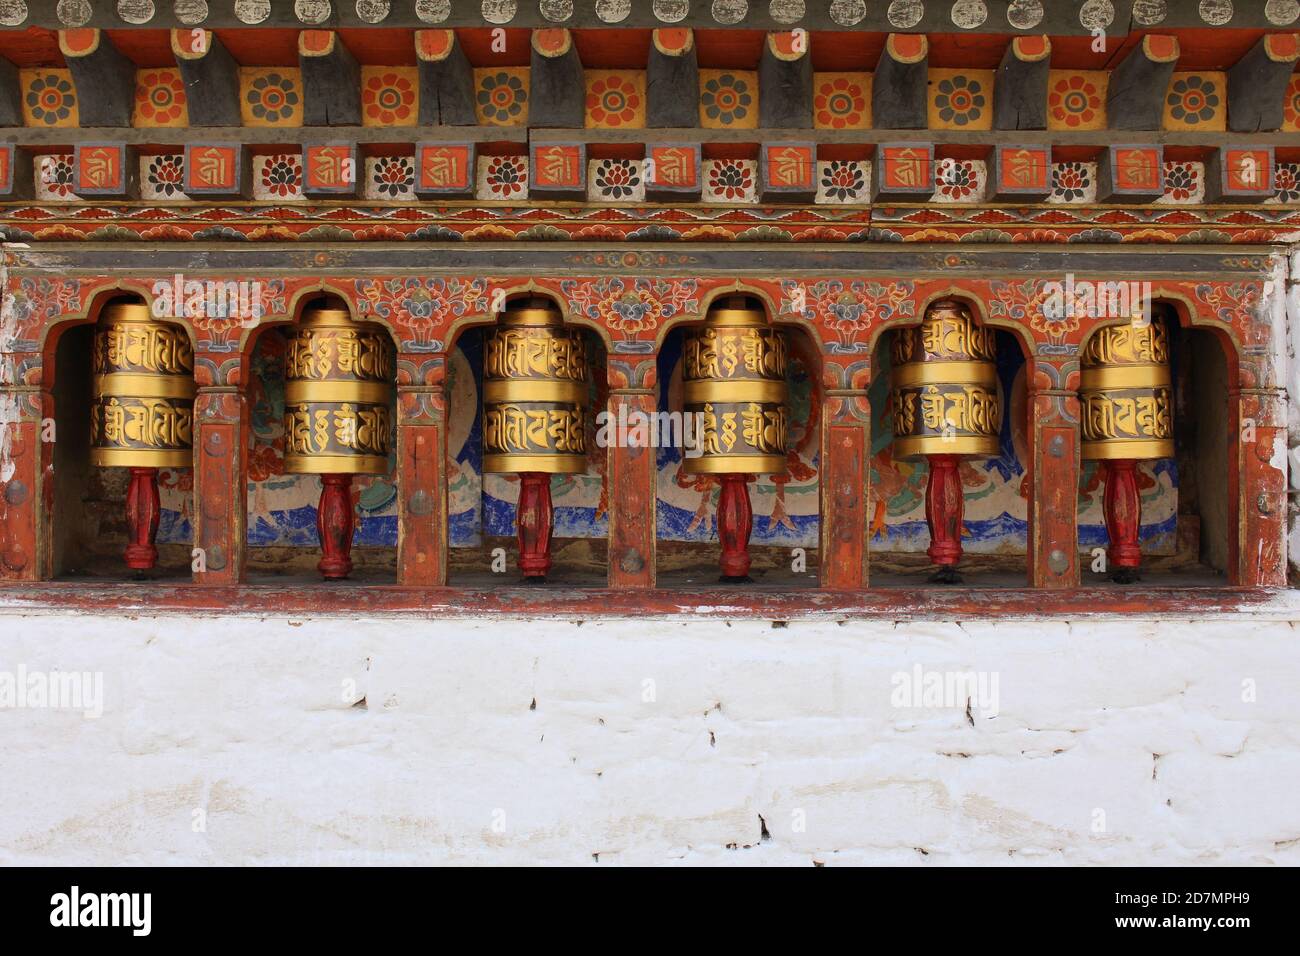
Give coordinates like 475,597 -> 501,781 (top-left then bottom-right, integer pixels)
2,605 -> 1299,866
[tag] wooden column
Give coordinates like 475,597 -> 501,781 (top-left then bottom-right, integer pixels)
192,361 -> 248,585
1027,374 -> 1081,589
0,382 -> 48,583
1231,386 -> 1287,587
396,352 -> 448,587
606,358 -> 656,589
819,373 -> 871,591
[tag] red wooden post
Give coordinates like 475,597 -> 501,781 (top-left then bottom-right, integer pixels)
1027,382 -> 1081,589
1231,385 -> 1288,587
607,359 -> 657,589
316,473 -> 355,580
193,363 -> 249,585
1102,459 -> 1142,582
396,353 -> 448,587
0,383 -> 47,582
517,472 -> 554,579
717,473 -> 753,581
819,384 -> 871,590
925,453 -> 964,582
123,466 -> 161,573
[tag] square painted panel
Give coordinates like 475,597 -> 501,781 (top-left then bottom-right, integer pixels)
184,144 -> 246,196
1156,161 -> 1205,204
934,158 -> 987,203
415,143 -> 475,198
992,145 -> 1051,200
814,160 -> 870,204
812,73 -> 872,130
74,144 -> 133,196
587,158 -> 645,202
928,68 -> 994,131
1097,145 -> 1164,202
760,143 -> 816,201
699,70 -> 758,129
1047,70 -> 1108,131
253,153 -> 304,201
1163,72 -> 1226,132
645,145 -> 701,200
702,159 -> 758,204
1206,146 -> 1274,202
361,67 -> 419,127
302,144 -> 358,196
139,154 -> 188,200
873,143 -> 934,201
239,68 -> 303,127
475,155 -> 529,201
364,156 -> 416,200
585,70 -> 646,129
34,153 -> 78,200
20,69 -> 78,127
474,67 -> 529,127
1049,161 -> 1098,204
530,144 -> 586,199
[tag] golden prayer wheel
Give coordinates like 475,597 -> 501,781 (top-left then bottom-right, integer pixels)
283,307 -> 394,475
90,301 -> 195,468
1080,317 -> 1174,462
681,296 -> 789,476
890,300 -> 1001,460
482,297 -> 590,475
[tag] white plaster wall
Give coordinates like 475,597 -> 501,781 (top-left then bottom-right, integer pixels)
2,605 -> 1300,866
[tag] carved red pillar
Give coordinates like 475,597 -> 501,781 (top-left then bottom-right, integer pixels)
123,466 -> 161,573
396,353 -> 448,587
516,472 -> 554,579
192,356 -> 249,585
316,473 -> 355,579
1027,374 -> 1081,589
717,474 -> 753,581
0,380 -> 47,583
1102,459 -> 1142,581
819,380 -> 871,590
924,454 -> 963,582
1232,385 -> 1287,587
607,359 -> 657,589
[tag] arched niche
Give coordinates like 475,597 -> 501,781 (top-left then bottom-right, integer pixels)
868,293 -> 1032,587
47,290 -> 196,579
242,293 -> 400,583
443,291 -> 609,586
1076,297 -> 1236,585
654,288 -> 823,587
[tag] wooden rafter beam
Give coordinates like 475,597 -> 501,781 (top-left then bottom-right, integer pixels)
529,29 -> 584,129
1227,33 -> 1300,133
415,29 -> 476,126
298,30 -> 361,127
873,34 -> 928,130
1107,35 -> 1180,131
647,28 -> 698,129
994,36 -> 1050,131
759,31 -> 811,129
59,29 -> 134,128
171,29 -> 241,128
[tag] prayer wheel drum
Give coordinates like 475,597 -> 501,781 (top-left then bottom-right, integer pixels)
90,301 -> 195,468
890,300 -> 1001,461
283,307 -> 395,476
482,297 -> 590,475
682,296 -> 790,476
1080,316 -> 1174,462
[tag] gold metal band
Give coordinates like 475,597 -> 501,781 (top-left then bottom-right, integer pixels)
299,309 -> 355,329
482,453 -> 588,474
1080,366 -> 1171,390
705,308 -> 767,328
91,447 -> 193,468
893,435 -> 1000,461
283,454 -> 390,475
892,361 -> 998,389
284,381 -> 393,405
683,380 -> 788,404
94,373 -> 196,400
501,307 -> 563,328
98,303 -> 154,324
1081,439 -> 1174,461
682,454 -> 788,475
483,379 -> 587,405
